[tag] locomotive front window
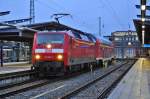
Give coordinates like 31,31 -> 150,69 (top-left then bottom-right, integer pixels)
37,34 -> 64,44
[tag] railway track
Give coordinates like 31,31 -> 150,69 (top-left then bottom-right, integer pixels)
0,70 -> 38,80
0,60 -> 134,98
0,68 -> 90,98
0,70 -> 38,92
15,61 -> 131,99
58,60 -> 136,99
0,79 -> 50,98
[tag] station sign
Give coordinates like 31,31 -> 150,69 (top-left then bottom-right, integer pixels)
143,44 -> 150,47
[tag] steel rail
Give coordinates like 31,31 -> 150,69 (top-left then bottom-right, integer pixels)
97,61 -> 135,99
0,79 -> 50,98
0,68 -> 91,98
0,70 -> 37,80
0,77 -> 37,90
0,70 -> 38,91
59,61 -> 135,99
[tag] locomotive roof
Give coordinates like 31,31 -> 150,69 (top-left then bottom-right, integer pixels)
37,30 -> 86,34
99,37 -> 112,45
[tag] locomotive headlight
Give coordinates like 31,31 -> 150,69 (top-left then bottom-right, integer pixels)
57,54 -> 63,60
46,44 -> 52,49
35,54 -> 40,60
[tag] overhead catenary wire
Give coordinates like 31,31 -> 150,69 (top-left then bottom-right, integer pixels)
35,0 -> 59,14
98,0 -> 125,30
50,0 -> 130,34
49,0 -> 95,31
125,0 -> 132,29
35,0 -> 95,32
36,0 -> 135,34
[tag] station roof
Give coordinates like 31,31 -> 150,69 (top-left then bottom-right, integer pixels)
133,19 -> 150,44
0,21 -> 85,42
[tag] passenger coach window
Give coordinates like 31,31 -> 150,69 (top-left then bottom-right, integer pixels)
67,31 -> 75,37
91,36 -> 97,42
80,34 -> 89,41
86,35 -> 94,42
72,32 -> 82,39
37,34 -> 64,44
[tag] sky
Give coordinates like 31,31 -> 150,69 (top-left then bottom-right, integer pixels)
0,0 -> 139,37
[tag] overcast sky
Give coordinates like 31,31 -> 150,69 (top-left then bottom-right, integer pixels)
0,0 -> 139,37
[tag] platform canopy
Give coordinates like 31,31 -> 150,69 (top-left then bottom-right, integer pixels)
133,19 -> 150,44
0,21 -> 85,42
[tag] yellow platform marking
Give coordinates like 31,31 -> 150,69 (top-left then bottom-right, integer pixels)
142,58 -> 150,70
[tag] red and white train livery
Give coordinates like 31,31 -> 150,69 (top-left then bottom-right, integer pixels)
32,30 -> 113,75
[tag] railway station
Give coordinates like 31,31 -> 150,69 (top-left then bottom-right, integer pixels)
0,0 -> 150,99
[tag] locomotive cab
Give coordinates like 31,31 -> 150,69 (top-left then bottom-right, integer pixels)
32,32 -> 66,74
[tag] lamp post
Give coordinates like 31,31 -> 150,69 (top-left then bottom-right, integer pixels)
141,0 -> 146,45
121,37 -> 125,59
128,41 -> 132,58
0,41 -> 3,67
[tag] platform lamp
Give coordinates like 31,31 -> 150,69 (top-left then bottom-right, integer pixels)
142,18 -> 145,43
141,16 -> 145,45
142,25 -> 145,29
142,29 -> 145,45
141,17 -> 146,22
141,5 -> 146,11
142,23 -> 145,45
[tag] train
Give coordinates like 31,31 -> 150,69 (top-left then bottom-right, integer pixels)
31,30 -> 114,75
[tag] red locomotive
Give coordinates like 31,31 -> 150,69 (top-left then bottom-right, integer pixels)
31,30 -> 113,75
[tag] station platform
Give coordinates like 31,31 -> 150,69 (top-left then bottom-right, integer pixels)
0,62 -> 31,75
108,58 -> 150,99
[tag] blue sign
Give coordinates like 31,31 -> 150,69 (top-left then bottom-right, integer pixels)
143,44 -> 150,47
